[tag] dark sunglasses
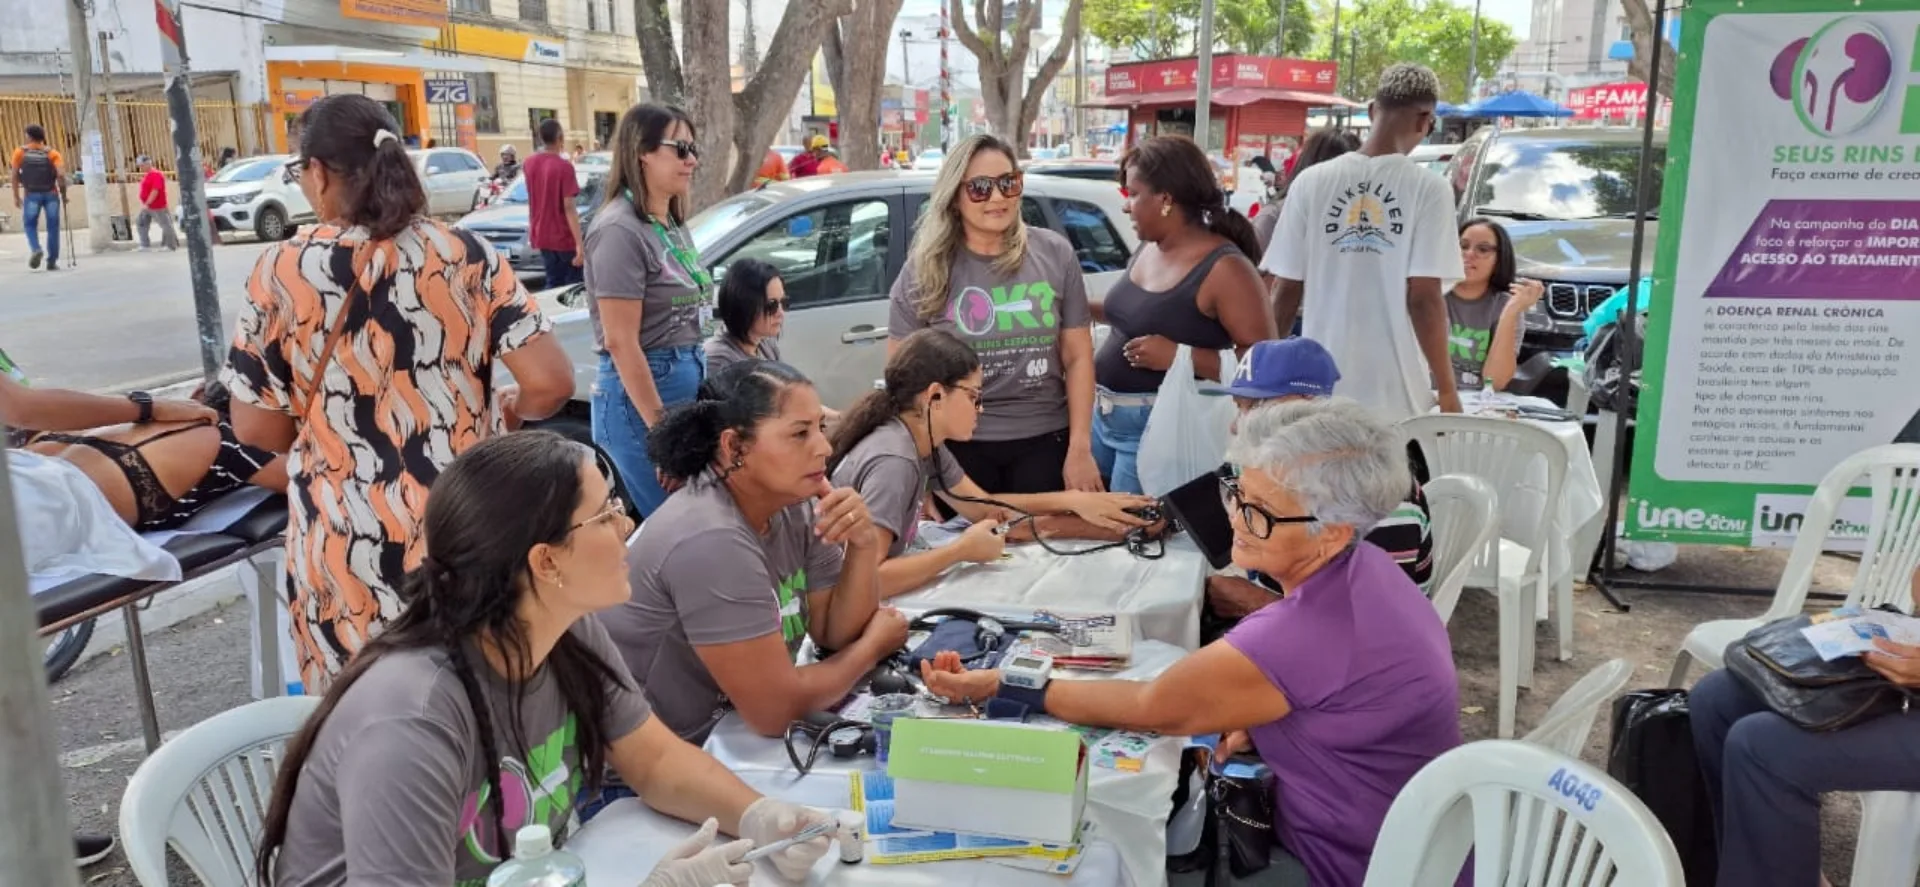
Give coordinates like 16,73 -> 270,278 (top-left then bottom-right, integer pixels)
1218,473 -> 1317,540
963,172 -> 1024,202
657,139 -> 699,161
762,297 -> 789,315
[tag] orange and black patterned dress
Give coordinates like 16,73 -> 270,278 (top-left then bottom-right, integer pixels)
221,218 -> 551,691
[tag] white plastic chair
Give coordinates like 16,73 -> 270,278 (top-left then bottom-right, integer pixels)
1850,792 -> 1920,887
1405,416 -> 1569,736
1423,474 -> 1502,625
1362,740 -> 1685,887
1521,659 -> 1633,758
120,695 -> 320,887
1668,444 -> 1920,685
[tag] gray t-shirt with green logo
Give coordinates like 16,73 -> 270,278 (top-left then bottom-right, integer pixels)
831,418 -> 966,558
1444,289 -> 1516,389
886,228 -> 1092,441
604,474 -> 846,742
583,197 -> 709,352
272,616 -> 652,887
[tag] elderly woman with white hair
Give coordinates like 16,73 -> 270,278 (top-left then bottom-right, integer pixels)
921,397 -> 1462,886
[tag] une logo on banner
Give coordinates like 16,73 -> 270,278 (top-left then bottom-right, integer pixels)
1750,493 -> 1873,550
1769,17 -> 1897,137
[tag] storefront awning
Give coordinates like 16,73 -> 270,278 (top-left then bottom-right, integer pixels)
264,45 -> 492,74
1081,87 -> 1365,109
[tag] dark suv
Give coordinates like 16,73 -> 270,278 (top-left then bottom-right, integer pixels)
1445,127 -> 1667,356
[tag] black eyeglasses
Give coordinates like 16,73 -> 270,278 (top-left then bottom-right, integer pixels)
1218,473 -> 1316,540
657,139 -> 699,161
963,172 -> 1024,202
281,157 -> 306,185
763,297 -> 789,315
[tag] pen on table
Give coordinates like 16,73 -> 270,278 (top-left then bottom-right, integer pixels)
739,819 -> 839,863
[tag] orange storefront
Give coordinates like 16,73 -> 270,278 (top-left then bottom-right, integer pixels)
266,61 -> 430,154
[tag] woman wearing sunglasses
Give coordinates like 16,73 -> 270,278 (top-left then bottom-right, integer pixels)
584,102 -> 711,516
1091,135 -> 1275,494
888,134 -> 1102,496
828,329 -> 1156,598
1446,218 -> 1545,392
704,258 -> 787,376
917,398 -> 1462,887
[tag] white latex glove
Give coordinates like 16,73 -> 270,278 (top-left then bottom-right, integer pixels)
738,797 -> 835,881
641,817 -> 754,887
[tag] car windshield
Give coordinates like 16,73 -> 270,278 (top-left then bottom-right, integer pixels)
213,159 -> 280,183
1469,138 -> 1666,220
687,191 -> 778,253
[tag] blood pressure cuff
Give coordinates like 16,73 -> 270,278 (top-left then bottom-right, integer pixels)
905,617 -> 1012,669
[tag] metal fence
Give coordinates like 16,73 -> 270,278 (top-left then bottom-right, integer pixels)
0,95 -> 272,182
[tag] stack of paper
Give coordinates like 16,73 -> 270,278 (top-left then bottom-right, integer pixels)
847,770 -> 1091,873
1800,606 -> 1920,660
1020,611 -> 1134,670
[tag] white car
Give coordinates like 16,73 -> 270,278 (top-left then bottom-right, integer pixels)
912,148 -> 948,171
409,148 -> 492,216
1411,143 -> 1460,174
526,171 -> 1139,423
204,154 -> 315,241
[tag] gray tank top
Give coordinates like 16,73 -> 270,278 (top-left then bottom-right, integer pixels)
1094,243 -> 1239,393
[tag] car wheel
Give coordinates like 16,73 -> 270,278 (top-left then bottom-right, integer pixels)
256,205 -> 290,241
44,618 -> 94,684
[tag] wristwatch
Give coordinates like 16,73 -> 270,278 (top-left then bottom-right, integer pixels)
126,390 -> 154,423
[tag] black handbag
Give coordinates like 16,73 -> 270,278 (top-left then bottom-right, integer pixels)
1607,690 -> 1718,887
1724,612 -> 1915,732
1207,762 -> 1277,883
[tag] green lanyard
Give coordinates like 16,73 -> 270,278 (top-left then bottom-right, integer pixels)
642,213 -> 713,298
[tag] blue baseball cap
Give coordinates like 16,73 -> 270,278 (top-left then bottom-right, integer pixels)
1218,338 -> 1341,400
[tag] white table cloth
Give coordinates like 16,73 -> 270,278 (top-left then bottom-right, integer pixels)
889,536 -> 1210,651
1453,392 -> 1607,617
637,640 -> 1193,887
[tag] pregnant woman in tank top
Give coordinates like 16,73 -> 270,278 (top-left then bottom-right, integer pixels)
1091,136 -> 1275,494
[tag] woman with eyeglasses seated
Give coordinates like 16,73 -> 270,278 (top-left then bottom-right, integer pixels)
918,398 -> 1462,887
602,359 -> 906,743
828,329 -> 1157,598
254,432 -> 838,887
888,134 -> 1104,496
1445,218 -> 1546,392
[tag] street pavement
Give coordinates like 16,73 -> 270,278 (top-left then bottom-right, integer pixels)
0,229 -> 272,392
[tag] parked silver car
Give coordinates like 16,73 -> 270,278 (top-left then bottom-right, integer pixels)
524,170 -> 1139,428
408,148 -> 492,216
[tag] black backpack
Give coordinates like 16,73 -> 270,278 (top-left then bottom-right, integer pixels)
17,146 -> 57,193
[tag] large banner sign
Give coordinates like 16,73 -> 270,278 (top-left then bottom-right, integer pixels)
1628,0 -> 1920,548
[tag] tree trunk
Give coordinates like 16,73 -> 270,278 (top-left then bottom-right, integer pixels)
832,0 -> 907,171
1620,0 -> 1676,99
950,0 -> 1083,158
635,0 -> 683,104
726,0 -> 853,194
682,0 -> 735,210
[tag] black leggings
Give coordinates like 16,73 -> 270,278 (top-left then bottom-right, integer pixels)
945,429 -> 1071,495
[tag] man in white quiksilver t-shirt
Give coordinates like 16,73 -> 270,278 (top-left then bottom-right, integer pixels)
1261,63 -> 1466,421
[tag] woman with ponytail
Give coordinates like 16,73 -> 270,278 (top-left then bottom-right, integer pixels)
255,431 -> 837,887
829,330 -> 1158,597
1089,135 -> 1276,493
604,360 -> 904,743
221,94 -> 574,692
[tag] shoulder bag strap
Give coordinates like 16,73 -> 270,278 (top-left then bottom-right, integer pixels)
294,279 -> 363,422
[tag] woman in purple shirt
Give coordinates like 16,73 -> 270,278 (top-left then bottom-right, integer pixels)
921,397 -> 1462,885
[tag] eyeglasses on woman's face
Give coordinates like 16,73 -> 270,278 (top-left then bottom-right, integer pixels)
655,139 -> 698,161
569,494 -> 630,535
1218,473 -> 1317,540
762,297 -> 789,316
944,383 -> 985,411
282,157 -> 306,185
963,172 -> 1024,203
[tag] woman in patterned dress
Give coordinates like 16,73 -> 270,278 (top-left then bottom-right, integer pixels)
222,95 -> 575,692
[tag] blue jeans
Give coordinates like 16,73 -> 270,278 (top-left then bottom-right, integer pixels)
1691,668 -> 1920,887
23,192 -> 59,264
592,347 -> 703,517
1089,387 -> 1155,495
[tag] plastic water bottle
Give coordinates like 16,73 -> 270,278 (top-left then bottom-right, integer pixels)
486,824 -> 586,887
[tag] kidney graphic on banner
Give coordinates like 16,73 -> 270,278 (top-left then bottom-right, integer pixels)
1628,0 -> 1920,547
